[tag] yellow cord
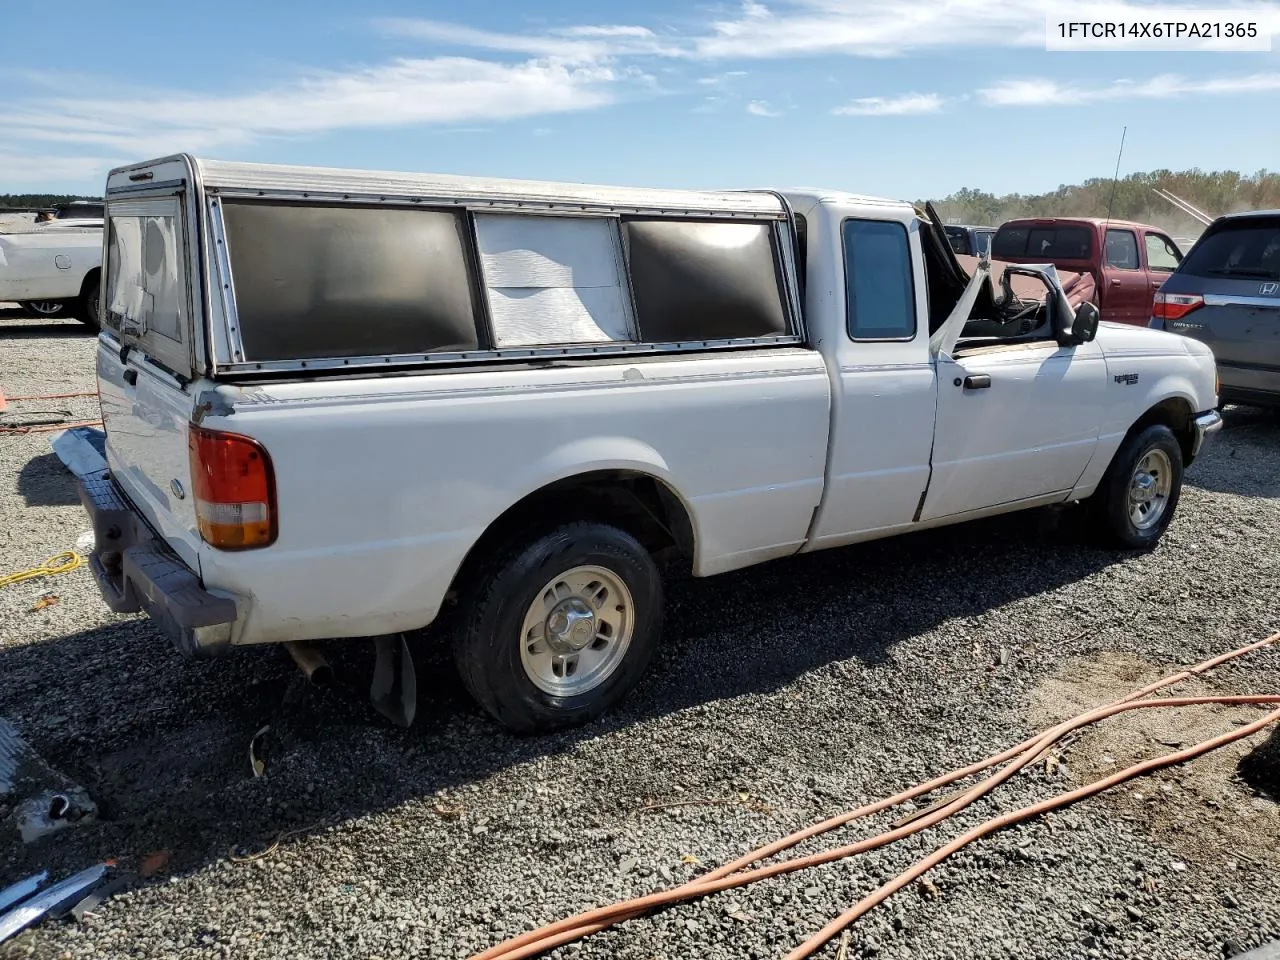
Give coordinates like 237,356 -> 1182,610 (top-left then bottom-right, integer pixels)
0,551 -> 85,590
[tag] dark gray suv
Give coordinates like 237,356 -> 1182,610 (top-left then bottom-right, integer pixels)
1150,210 -> 1280,408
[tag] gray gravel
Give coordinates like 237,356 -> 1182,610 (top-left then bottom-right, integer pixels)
1,308 -> 1278,960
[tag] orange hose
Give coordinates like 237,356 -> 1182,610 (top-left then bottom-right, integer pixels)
0,419 -> 103,435
472,634 -> 1279,960
790,703 -> 1280,959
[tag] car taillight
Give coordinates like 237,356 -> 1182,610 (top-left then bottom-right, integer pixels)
188,424 -> 276,550
1153,291 -> 1204,321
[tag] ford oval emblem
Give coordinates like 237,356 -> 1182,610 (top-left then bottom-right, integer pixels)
170,478 -> 186,500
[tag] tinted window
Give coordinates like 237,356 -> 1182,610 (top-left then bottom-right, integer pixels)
222,202 -> 480,362
57,203 -> 104,219
622,219 -> 789,342
843,219 -> 916,340
1105,229 -> 1140,269
1177,218 -> 1280,281
974,230 -> 994,255
1145,233 -> 1181,272
944,226 -> 968,254
992,226 -> 1092,259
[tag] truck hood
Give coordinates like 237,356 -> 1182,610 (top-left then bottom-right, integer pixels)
1094,320 -> 1212,359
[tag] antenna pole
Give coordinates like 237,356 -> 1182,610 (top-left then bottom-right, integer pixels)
1104,126 -> 1127,230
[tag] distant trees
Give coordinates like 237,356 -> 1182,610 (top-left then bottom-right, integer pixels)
924,169 -> 1280,237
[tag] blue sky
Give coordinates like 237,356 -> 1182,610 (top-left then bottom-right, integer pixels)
3,0 -> 1280,201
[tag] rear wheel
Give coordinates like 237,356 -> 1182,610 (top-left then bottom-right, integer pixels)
1087,424 -> 1184,549
19,300 -> 66,318
452,522 -> 662,734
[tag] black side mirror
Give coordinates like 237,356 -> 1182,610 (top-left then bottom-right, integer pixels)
1071,301 -> 1100,344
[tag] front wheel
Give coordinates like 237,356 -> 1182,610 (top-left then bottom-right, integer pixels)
1087,423 -> 1184,549
452,522 -> 662,734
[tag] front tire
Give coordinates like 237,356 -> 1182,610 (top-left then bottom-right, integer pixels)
452,522 -> 662,735
1088,423 -> 1184,549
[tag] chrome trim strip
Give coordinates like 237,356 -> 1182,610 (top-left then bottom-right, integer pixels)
207,187 -> 785,221
211,335 -> 808,377
1202,294 -> 1280,309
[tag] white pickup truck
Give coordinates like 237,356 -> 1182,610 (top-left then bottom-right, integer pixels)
0,202 -> 104,325
78,155 -> 1222,733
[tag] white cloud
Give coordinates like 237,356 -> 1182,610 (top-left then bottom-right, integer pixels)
2,56 -> 628,161
979,72 -> 1280,106
0,151 -> 121,186
833,92 -> 944,116
747,99 -> 782,116
378,18 -> 679,60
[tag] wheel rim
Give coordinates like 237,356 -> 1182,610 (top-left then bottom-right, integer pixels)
519,565 -> 634,697
27,301 -> 63,316
1128,447 -> 1173,531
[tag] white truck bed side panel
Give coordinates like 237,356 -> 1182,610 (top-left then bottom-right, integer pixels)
197,350 -> 830,645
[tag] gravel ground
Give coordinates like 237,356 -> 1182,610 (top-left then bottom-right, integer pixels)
1,308 -> 1278,960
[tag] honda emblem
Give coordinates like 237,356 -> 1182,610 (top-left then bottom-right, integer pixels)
1261,282 -> 1279,296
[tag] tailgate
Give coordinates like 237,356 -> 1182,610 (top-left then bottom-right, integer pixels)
1195,293 -> 1280,370
97,343 -> 203,570
96,193 -> 204,571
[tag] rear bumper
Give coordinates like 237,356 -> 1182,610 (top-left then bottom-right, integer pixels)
1219,362 -> 1280,408
77,472 -> 238,658
1191,409 -> 1224,459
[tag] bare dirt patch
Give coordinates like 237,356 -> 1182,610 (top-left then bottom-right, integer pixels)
1029,650 -> 1280,868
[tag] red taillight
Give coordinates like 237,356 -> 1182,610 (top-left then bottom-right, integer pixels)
1153,291 -> 1204,321
187,424 -> 276,550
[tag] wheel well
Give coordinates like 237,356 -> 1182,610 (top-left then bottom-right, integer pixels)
1131,397 -> 1195,462
444,472 -> 696,604
79,267 -> 100,298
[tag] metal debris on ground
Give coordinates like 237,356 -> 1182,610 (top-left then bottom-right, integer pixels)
0,873 -> 47,914
248,725 -> 270,778
0,864 -> 110,944
48,425 -> 108,480
0,717 -> 98,843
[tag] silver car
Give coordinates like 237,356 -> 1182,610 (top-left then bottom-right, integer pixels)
1150,210 -> 1280,408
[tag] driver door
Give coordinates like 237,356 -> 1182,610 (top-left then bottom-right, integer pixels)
920,337 -> 1107,521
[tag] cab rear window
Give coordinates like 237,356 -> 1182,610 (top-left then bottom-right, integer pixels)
1177,218 -> 1280,280
991,226 -> 1092,260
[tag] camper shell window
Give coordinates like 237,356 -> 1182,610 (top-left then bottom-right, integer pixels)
621,219 -> 789,342
212,198 -> 799,373
220,201 -> 482,362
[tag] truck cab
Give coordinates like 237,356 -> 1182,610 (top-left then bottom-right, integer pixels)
990,217 -> 1184,325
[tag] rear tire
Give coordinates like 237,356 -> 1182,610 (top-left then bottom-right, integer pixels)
1087,424 -> 1184,549
75,277 -> 101,330
452,522 -> 662,735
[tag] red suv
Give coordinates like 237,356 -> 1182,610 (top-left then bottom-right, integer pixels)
990,217 -> 1184,325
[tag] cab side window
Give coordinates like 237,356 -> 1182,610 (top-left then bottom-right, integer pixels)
1105,229 -> 1140,270
1145,233 -> 1182,272
843,219 -> 916,341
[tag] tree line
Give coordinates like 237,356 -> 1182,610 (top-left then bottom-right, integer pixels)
0,193 -> 101,210
923,168 -> 1280,238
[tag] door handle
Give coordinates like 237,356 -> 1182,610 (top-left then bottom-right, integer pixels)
123,368 -> 138,387
962,374 -> 991,390
1110,279 -> 1122,287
